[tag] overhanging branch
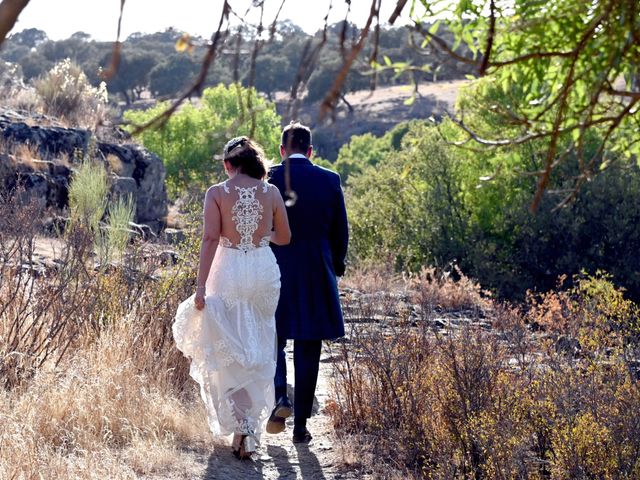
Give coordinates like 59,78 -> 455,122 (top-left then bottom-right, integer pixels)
0,0 -> 30,47
129,1 -> 231,134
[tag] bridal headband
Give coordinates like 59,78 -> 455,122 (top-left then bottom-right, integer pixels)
223,136 -> 248,159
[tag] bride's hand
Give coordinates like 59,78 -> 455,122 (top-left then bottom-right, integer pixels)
194,287 -> 206,310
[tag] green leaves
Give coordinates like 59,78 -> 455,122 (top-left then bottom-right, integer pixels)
406,0 -> 640,207
124,84 -> 281,197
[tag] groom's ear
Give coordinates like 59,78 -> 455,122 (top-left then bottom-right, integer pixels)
279,145 -> 286,159
306,146 -> 313,158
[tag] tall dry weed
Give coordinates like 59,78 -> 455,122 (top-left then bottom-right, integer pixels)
34,58 -> 108,128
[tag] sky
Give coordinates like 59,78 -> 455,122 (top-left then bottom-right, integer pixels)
12,0 -> 423,41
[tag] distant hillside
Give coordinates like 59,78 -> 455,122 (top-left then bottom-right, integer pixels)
277,80 -> 467,161
1,23 -> 473,108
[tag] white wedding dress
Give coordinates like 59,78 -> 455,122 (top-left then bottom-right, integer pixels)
173,181 -> 280,441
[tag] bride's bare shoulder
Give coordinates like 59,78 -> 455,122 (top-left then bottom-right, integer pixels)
208,181 -> 230,193
204,182 -> 228,203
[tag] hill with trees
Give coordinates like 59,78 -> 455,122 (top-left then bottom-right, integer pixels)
0,21 -> 472,105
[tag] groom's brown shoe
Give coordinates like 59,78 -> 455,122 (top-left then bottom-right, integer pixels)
266,397 -> 293,434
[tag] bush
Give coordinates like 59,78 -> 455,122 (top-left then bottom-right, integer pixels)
330,273 -> 640,478
105,194 -> 135,263
68,156 -> 109,234
124,83 -> 282,197
345,87 -> 640,299
34,58 -> 108,126
334,121 -> 413,183
346,121 -> 469,271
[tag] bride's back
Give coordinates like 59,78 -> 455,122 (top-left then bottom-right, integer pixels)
204,136 -> 289,252
216,176 -> 277,250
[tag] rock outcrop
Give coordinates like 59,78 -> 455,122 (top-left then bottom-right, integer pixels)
0,110 -> 168,233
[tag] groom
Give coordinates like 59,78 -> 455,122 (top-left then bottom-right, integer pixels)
267,121 -> 349,443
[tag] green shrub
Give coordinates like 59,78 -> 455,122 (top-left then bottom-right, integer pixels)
124,83 -> 281,197
105,195 -> 135,263
68,157 -> 137,266
346,120 -> 469,271
68,156 -> 109,235
345,78 -> 640,299
334,121 -> 414,184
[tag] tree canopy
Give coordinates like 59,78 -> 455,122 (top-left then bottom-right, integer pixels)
0,0 -> 637,207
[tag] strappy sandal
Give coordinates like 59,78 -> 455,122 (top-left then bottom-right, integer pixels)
231,432 -> 257,459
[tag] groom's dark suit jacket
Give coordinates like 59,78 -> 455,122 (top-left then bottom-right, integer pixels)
269,156 -> 349,340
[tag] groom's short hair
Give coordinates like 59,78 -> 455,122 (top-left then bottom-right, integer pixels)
281,121 -> 312,153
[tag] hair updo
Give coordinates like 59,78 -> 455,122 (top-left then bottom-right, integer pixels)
222,136 -> 268,180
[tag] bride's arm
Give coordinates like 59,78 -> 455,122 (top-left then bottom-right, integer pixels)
194,186 -> 221,310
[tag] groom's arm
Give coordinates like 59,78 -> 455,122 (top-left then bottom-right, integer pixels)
329,174 -> 349,277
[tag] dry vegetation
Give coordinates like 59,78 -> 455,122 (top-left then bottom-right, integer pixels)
1,173 -> 639,478
330,270 -> 640,479
1,58 -> 110,128
0,190 -> 210,478
2,185 -> 639,478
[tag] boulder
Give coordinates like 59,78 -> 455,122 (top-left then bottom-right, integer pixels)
0,110 -> 168,233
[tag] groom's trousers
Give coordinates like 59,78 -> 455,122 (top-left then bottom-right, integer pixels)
274,337 -> 322,420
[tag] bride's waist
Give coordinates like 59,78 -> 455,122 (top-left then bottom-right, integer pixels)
217,238 -> 274,257
219,235 -> 271,253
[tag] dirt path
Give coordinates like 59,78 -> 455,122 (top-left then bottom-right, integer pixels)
154,343 -> 359,480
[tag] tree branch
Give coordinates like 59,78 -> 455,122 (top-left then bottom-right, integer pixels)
99,0 -> 126,80
447,111 -> 629,149
285,1 -> 332,121
605,87 -> 640,99
530,2 -> 614,213
479,0 -> 495,75
412,21 -> 479,66
319,0 -> 379,120
0,0 -> 30,47
488,49 -> 575,68
388,0 -> 408,25
129,1 -> 231,134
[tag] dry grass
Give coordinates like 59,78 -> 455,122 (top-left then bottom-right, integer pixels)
34,59 -> 109,129
106,153 -> 125,175
0,189 -> 209,478
0,138 -> 73,175
410,265 -> 491,314
10,142 -> 48,171
0,322 -> 209,479
341,264 -> 406,294
0,139 -> 47,171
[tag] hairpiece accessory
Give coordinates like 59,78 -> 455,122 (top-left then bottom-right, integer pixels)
224,137 -> 247,159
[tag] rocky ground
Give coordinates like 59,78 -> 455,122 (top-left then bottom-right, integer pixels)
276,80 -> 467,160
0,108 -> 169,234
276,80 -> 468,161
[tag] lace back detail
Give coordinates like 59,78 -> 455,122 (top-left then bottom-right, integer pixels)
220,181 -> 268,253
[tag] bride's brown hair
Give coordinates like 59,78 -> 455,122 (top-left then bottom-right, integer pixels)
223,136 -> 268,180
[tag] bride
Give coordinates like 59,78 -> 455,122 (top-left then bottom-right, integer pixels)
173,136 -> 291,459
